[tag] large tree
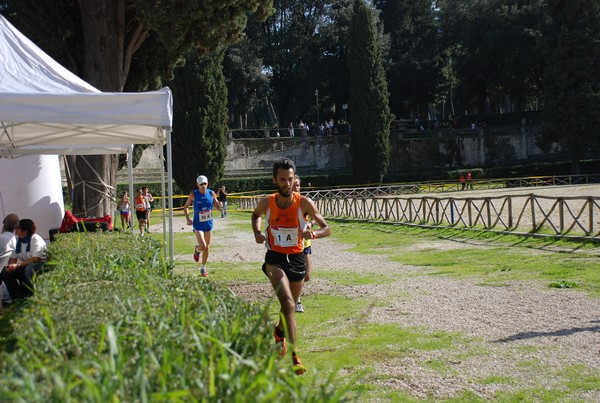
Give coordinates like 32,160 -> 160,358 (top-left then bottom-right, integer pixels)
348,0 -> 391,183
248,0 -> 347,126
223,39 -> 270,129
6,0 -> 273,217
540,0 -> 600,174
374,0 -> 443,119
438,0 -> 547,115
167,50 -> 228,192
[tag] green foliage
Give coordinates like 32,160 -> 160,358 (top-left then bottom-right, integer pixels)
0,232 -> 342,401
247,0 -> 354,126
348,0 -> 392,183
375,0 -> 443,118
540,0 -> 600,171
223,39 -> 270,127
167,50 -> 229,192
549,281 -> 579,289
438,0 -> 547,115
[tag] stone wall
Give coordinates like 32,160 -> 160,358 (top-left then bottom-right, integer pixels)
225,125 -> 549,174
124,125 -> 551,179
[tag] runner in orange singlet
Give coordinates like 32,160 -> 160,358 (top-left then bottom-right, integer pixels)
251,158 -> 331,375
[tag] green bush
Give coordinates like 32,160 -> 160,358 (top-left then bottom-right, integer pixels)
0,232 -> 343,401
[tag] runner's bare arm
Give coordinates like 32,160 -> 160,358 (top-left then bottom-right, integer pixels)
183,192 -> 195,225
212,191 -> 223,210
300,196 -> 331,239
251,197 -> 269,243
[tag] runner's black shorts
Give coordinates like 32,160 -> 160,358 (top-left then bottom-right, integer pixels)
262,250 -> 306,282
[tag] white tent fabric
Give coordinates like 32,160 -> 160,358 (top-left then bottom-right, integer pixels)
0,14 -> 175,260
0,15 -> 172,157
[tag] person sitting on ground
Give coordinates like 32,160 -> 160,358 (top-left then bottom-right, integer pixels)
2,219 -> 47,300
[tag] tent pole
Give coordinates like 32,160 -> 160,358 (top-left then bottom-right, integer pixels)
166,129 -> 174,264
128,145 -> 134,234
158,141 -> 167,261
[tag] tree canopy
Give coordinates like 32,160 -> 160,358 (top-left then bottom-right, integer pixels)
5,0 -> 273,216
540,0 -> 600,172
167,50 -> 228,192
348,0 -> 392,183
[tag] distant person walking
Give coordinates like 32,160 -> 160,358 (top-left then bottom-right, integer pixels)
117,191 -> 131,229
251,158 -> 331,375
466,172 -> 474,190
217,185 -> 228,218
183,175 -> 223,277
459,174 -> 466,191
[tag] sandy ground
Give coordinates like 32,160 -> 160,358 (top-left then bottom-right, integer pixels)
152,185 -> 600,400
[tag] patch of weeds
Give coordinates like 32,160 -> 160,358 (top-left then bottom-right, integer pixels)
548,280 -> 579,289
515,358 -> 547,372
441,390 -> 487,402
493,387 -> 568,402
562,363 -> 600,392
349,378 -> 417,402
423,358 -> 454,376
316,270 -> 396,287
480,375 -> 515,385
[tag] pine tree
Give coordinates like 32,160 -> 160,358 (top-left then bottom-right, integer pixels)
541,0 -> 600,173
348,0 -> 392,183
168,50 -> 228,192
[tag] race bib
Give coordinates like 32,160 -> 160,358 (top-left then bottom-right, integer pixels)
198,210 -> 211,222
272,227 -> 298,247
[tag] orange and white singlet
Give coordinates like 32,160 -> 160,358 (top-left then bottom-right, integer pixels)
265,192 -> 308,254
135,195 -> 146,212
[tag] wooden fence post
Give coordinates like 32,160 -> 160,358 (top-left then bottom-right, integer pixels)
530,194 -> 536,232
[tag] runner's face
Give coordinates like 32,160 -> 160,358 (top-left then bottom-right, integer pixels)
292,179 -> 300,193
273,168 -> 295,197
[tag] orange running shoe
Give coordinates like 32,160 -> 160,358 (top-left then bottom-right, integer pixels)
292,354 -> 306,375
273,327 -> 287,357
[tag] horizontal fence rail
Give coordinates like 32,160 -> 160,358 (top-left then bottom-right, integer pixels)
234,190 -> 600,240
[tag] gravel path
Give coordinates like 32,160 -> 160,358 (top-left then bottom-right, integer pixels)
156,185 -> 600,400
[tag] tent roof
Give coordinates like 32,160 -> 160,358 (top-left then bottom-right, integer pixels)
0,14 -> 172,157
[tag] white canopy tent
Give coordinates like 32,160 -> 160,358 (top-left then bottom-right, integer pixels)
0,14 -> 175,261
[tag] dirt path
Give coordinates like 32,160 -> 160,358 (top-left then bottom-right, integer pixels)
154,185 -> 600,400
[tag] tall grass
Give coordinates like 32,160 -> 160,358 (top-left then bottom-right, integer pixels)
0,231 -> 344,401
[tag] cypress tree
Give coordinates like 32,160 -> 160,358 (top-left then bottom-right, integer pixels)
348,0 -> 392,184
168,50 -> 228,192
541,0 -> 600,174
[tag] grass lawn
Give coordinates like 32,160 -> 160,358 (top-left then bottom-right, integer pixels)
152,209 -> 600,401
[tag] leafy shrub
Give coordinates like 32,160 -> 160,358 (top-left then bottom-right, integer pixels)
0,232 -> 343,401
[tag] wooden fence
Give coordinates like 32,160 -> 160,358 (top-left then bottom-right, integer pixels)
235,190 -> 600,240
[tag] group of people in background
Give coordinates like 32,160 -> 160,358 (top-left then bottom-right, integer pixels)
117,186 -> 154,235
459,172 -> 474,190
285,119 -> 344,137
0,214 -> 46,303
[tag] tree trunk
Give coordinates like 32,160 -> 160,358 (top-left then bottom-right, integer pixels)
72,1 -> 126,217
71,155 -> 119,217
